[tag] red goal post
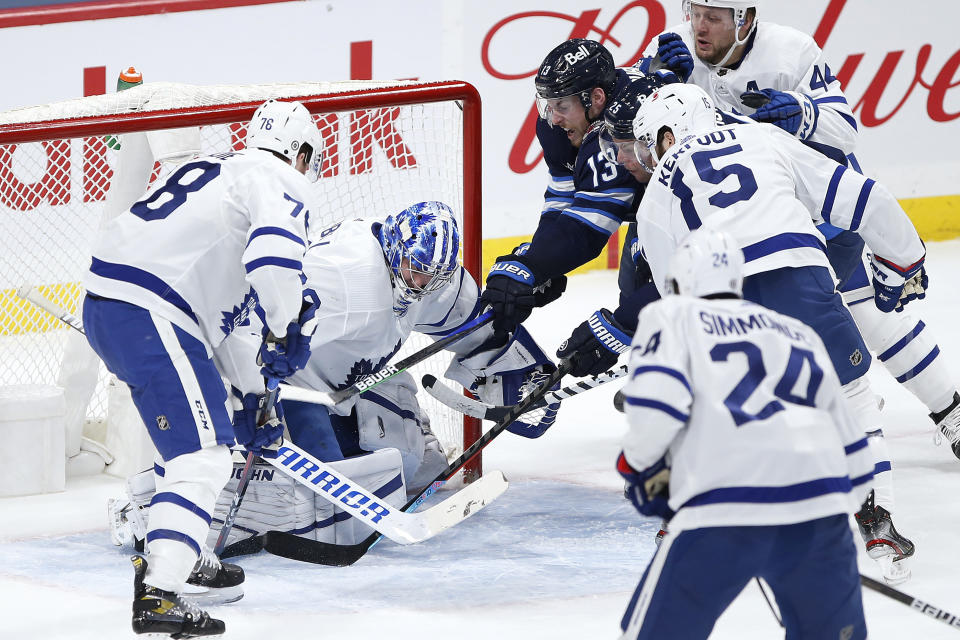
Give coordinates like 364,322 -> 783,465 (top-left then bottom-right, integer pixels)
0,79 -> 484,480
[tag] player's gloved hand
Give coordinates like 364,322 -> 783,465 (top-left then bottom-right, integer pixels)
870,253 -> 927,313
617,453 -> 674,519
534,275 -> 568,307
656,33 -> 693,83
231,391 -> 285,458
258,299 -> 318,379
741,88 -> 819,140
481,254 -> 540,333
557,309 -> 632,378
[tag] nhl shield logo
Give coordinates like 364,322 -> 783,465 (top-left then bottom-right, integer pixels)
850,349 -> 864,367
156,415 -> 170,431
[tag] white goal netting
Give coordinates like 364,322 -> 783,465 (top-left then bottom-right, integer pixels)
0,79 -> 481,476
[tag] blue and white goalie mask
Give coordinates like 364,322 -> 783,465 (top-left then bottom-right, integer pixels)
378,201 -> 461,315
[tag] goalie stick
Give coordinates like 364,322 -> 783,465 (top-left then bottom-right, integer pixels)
233,357 -> 575,566
421,364 -> 628,421
278,311 -> 493,407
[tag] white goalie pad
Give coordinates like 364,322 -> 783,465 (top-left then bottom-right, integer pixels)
110,448 -> 408,550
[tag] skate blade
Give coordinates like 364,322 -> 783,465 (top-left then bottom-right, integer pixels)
876,555 -> 911,586
180,584 -> 244,606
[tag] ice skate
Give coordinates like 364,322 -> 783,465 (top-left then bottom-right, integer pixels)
183,547 -> 245,605
931,392 -> 960,460
855,491 -> 914,585
131,555 -> 225,638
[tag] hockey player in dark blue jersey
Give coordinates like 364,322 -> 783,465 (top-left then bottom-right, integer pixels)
481,39 -> 676,378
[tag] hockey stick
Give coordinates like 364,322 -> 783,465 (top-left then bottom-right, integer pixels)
260,440 -> 508,545
421,364 -> 628,421
860,574 -> 960,631
277,311 -> 494,407
213,378 -> 279,556
16,284 -> 85,334
250,357 -> 575,565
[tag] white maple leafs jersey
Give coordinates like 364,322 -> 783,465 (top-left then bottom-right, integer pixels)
84,149 -> 314,349
645,21 -> 857,156
622,296 -> 874,530
636,122 -> 925,294
217,217 -> 480,410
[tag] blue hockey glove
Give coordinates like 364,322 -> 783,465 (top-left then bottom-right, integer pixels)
557,309 -> 632,377
742,88 -> 819,140
232,391 -> 285,458
258,299 -> 318,379
870,254 -> 927,313
481,255 -> 540,333
656,33 -> 693,83
617,453 -> 674,519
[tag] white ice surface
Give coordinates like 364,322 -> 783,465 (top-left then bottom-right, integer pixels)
2,241 -> 960,639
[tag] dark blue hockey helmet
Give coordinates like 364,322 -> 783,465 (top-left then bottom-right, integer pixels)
599,71 -> 675,168
535,39 -> 616,121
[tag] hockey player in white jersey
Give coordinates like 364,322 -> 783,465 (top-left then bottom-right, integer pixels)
205,201 -> 559,552
82,98 -> 322,637
617,227 -> 872,639
631,83 -> 925,583
644,0 -> 960,464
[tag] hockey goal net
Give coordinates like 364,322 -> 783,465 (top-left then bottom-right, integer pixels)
0,79 -> 483,479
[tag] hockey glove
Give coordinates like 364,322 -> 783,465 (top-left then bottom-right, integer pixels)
258,299 -> 318,379
742,88 -> 819,140
617,453 -> 674,519
481,254 -> 540,333
656,32 -> 693,83
557,309 -> 632,378
870,253 -> 927,313
534,275 -> 568,307
231,392 -> 285,458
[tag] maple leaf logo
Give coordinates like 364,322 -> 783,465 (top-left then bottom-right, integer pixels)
339,338 -> 403,390
220,288 -> 259,336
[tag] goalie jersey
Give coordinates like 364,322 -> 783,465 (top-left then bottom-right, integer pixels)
644,21 -> 857,158
622,295 -> 875,531
84,149 -> 314,348
636,122 -> 925,295
218,216 -> 482,407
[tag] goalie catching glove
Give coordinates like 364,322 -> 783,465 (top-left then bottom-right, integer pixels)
231,391 -> 285,458
445,325 -> 561,438
617,452 -> 674,520
869,253 -> 927,313
557,309 -> 632,377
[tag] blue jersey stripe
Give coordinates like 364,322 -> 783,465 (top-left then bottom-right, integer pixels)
878,321 -> 925,361
89,257 -> 198,324
624,396 -> 689,422
631,365 -> 692,393
813,96 -> 849,106
821,165 -> 845,224
850,470 -> 875,487
844,437 -> 869,455
741,232 -> 826,262
874,460 -> 892,474
146,528 -> 201,556
150,491 -> 212,524
682,476 -> 853,508
246,226 -> 305,248
895,346 -> 940,383
850,178 -> 876,231
244,256 -> 303,274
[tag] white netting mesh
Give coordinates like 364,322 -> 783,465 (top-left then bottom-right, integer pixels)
0,80 -> 476,464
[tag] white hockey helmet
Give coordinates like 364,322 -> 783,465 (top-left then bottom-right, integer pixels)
665,227 -> 744,297
246,99 -> 323,182
632,83 -> 719,172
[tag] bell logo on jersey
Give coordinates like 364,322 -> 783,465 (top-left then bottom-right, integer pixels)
563,43 -> 591,66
